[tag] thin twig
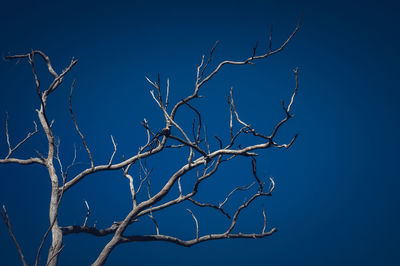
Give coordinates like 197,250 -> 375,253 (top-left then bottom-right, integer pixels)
251,158 -> 263,192
69,80 -> 94,169
5,114 -> 39,159
165,78 -> 170,108
262,205 -> 267,234
108,135 -> 117,166
186,209 -> 199,240
188,198 -> 230,219
0,205 -> 28,266
219,182 -> 255,208
177,177 -> 182,196
83,200 -> 91,227
147,180 -> 159,235
200,41 -> 219,80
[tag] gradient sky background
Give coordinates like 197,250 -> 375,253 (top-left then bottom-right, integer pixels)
1,0 -> 399,265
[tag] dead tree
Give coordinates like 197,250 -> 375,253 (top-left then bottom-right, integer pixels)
0,19 -> 301,266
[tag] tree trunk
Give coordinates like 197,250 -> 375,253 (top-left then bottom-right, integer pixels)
46,173 -> 63,266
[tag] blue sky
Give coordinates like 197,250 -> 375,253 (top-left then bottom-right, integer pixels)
1,0 -> 399,265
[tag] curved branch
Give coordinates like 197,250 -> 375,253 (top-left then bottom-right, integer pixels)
188,198 -> 231,219
5,51 -> 58,78
119,228 -> 277,247
186,209 -> 199,240
197,19 -> 301,89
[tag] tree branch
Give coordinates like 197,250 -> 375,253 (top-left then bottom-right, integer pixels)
197,18 -> 301,89
4,115 -> 39,159
69,80 -> 94,169
0,205 -> 28,266
186,209 -> 199,240
83,200 -> 91,227
2,19 -> 301,265
119,228 -> 277,247
188,198 -> 231,219
107,135 -> 117,166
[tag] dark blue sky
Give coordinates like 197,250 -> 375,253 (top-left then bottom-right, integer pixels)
1,0 -> 399,265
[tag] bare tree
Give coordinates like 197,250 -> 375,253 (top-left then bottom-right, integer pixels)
0,19 -> 301,266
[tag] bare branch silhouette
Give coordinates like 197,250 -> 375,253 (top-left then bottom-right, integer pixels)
1,19 -> 300,266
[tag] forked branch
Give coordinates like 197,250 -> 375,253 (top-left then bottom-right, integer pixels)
0,114 -> 41,165
1,18 -> 301,266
